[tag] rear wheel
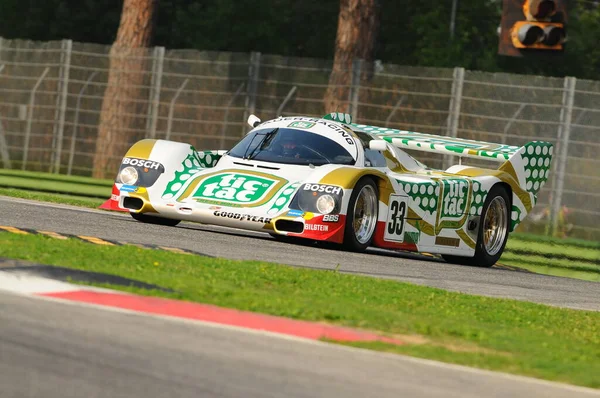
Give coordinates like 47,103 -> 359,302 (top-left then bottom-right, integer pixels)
130,212 -> 181,227
442,185 -> 510,267
343,178 -> 379,252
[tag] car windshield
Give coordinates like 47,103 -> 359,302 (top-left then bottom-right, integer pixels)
227,128 -> 356,166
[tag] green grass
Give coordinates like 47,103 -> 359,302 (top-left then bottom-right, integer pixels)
1,232 -> 599,388
0,187 -> 104,208
0,169 -> 114,187
504,239 -> 599,264
511,231 -> 600,251
0,174 -> 111,198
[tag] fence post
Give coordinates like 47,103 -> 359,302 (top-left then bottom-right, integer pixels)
166,79 -> 189,141
23,68 -> 50,170
0,63 -> 11,169
276,86 -> 297,117
220,83 -> 245,149
68,71 -> 97,175
242,52 -> 261,136
348,59 -> 362,117
384,96 -> 406,127
51,39 -> 72,174
146,46 -> 164,139
502,103 -> 526,144
444,67 -> 465,168
549,76 -> 576,237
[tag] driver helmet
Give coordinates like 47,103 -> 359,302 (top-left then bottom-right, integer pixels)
277,135 -> 298,156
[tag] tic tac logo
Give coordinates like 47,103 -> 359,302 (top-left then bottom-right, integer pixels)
122,157 -> 161,170
303,184 -> 342,195
440,179 -> 471,219
194,173 -> 277,204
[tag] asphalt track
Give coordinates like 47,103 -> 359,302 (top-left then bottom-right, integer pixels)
2,291 -> 599,398
1,196 -> 598,311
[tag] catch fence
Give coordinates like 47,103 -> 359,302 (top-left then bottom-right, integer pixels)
0,37 -> 598,241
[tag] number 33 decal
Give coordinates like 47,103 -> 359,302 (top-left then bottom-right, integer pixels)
384,195 -> 408,242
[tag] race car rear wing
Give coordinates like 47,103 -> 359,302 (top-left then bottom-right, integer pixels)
351,123 -> 521,163
353,123 -> 553,199
321,113 -> 553,200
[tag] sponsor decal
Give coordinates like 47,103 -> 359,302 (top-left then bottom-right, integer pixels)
304,224 -> 329,232
440,179 -> 470,219
303,184 -> 342,195
193,173 -> 277,204
110,194 -> 119,201
213,211 -> 271,224
435,236 -> 460,247
287,209 -> 304,217
322,214 -> 340,222
120,185 -> 137,193
262,117 -> 355,146
384,194 -> 409,242
122,157 -> 161,170
288,121 -> 315,129
209,206 -> 222,210
404,231 -> 420,244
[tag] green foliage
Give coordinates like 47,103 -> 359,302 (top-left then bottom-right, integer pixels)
0,0 -> 599,77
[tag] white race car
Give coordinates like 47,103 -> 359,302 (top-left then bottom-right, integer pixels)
103,113 -> 553,267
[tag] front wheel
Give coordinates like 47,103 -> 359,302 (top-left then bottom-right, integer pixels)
343,178 -> 379,252
443,185 -> 510,267
130,212 -> 181,227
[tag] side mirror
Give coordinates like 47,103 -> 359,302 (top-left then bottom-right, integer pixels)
247,114 -> 261,128
369,140 -> 388,152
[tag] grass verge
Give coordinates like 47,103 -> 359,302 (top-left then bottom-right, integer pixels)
0,174 -> 111,198
1,232 -> 599,388
0,188 -> 104,208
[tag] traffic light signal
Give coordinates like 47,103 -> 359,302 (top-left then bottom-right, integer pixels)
498,0 -> 567,57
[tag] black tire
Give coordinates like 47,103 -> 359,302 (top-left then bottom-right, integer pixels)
343,177 -> 379,252
442,185 -> 510,267
130,212 -> 181,227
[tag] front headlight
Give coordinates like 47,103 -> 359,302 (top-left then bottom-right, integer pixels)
316,194 -> 336,214
119,166 -> 139,185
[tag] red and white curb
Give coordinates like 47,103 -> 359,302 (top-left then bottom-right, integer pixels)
0,270 -> 403,346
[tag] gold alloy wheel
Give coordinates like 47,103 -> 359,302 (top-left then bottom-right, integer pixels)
352,185 -> 378,245
483,196 -> 508,256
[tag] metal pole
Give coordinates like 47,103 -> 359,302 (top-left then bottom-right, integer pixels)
276,86 -> 297,117
241,52 -> 261,136
384,96 -> 406,127
67,71 -> 97,175
0,118 -> 10,169
550,76 -> 576,237
502,103 -> 526,144
220,83 -> 245,149
444,67 -> 465,168
0,64 -> 4,74
146,46 -> 164,139
51,39 -> 72,174
165,79 -> 189,141
349,59 -> 362,117
450,0 -> 458,40
22,67 -> 50,170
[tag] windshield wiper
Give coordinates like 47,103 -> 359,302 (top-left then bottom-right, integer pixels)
244,128 -> 279,160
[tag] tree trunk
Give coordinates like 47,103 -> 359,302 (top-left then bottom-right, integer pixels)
92,0 -> 158,178
324,0 -> 380,115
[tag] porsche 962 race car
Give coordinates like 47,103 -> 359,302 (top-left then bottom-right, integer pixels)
108,112 -> 553,267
